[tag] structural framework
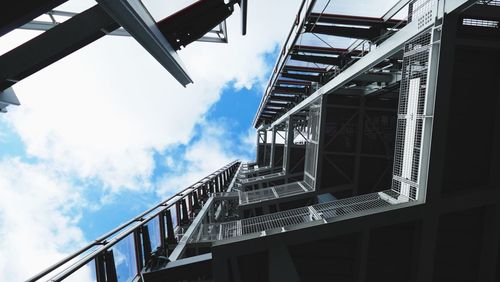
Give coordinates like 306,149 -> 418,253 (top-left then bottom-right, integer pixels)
11,0 -> 500,281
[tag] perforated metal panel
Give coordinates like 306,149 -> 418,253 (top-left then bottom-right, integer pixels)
410,0 -> 435,30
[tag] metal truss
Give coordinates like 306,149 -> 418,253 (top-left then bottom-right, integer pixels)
19,9 -> 230,43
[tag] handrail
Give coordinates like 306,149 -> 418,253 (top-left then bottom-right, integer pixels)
28,160 -> 240,281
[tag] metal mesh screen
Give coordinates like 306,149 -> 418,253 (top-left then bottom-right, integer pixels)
392,30 -> 432,200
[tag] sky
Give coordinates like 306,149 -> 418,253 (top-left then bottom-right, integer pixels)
0,0 -> 401,280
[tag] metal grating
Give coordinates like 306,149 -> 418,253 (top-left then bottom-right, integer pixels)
478,0 -> 500,5
239,171 -> 285,184
462,18 -> 499,28
237,181 -> 314,205
193,190 -> 411,243
314,193 -> 390,218
392,29 -> 432,200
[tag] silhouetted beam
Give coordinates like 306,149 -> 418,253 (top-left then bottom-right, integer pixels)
260,115 -> 274,119
290,54 -> 341,65
308,13 -> 405,28
267,102 -> 288,108
281,72 -> 321,83
283,65 -> 325,73
306,24 -> 381,41
0,0 -> 68,37
266,106 -> 285,112
276,79 -> 311,86
353,72 -> 397,83
273,86 -> 308,94
293,45 -> 349,55
270,95 -> 297,102
0,5 -> 119,91
461,4 -> 500,21
262,111 -> 278,115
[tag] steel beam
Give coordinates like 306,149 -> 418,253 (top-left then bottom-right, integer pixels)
0,88 -> 20,113
281,72 -> 321,83
290,54 -> 341,65
0,5 -> 120,91
0,0 -> 68,37
269,0 -> 450,128
273,86 -> 307,95
253,0 -> 316,127
96,0 -> 193,86
353,72 -> 399,83
283,65 -> 325,73
306,24 -> 381,41
20,20 -> 130,36
308,13 -> 405,28
293,45 -> 351,55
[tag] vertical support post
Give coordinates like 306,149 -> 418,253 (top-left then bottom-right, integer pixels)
95,252 -> 107,282
353,95 -> 365,195
165,209 -> 177,245
269,127 -> 276,168
209,180 -> 214,194
104,250 -> 118,282
187,193 -> 193,215
158,213 -> 166,252
268,245 -> 300,282
141,225 -> 152,263
175,202 -> 181,228
181,198 -> 189,225
284,117 -> 294,174
193,190 -> 200,209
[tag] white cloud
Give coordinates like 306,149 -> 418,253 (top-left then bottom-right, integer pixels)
0,0 -> 302,192
156,119 -> 238,197
0,158 -> 86,281
238,126 -> 257,159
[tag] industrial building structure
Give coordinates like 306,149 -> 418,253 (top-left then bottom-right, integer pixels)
3,0 -> 499,281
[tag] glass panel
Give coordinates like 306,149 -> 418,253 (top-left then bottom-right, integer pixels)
64,260 -> 97,282
111,234 -> 137,282
146,217 -> 161,252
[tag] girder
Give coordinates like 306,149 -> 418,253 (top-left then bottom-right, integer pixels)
0,5 -> 119,91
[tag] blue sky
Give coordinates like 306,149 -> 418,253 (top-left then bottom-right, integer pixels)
74,75 -> 273,241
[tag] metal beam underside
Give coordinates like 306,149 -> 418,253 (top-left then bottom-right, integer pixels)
307,13 -> 405,28
96,0 -> 193,86
253,0 -> 317,128
0,0 -> 68,37
0,5 -> 119,91
281,72 -> 321,83
306,24 -> 381,41
293,45 -> 352,56
290,53 -> 341,65
268,0 -> 475,128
